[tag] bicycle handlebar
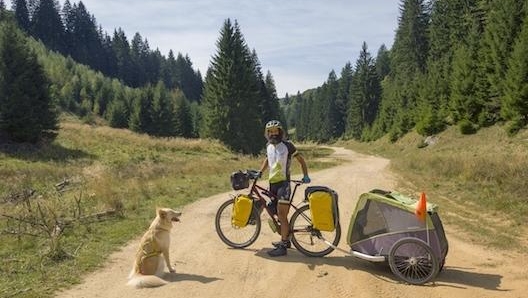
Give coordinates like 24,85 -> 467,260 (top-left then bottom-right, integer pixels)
243,169 -> 307,185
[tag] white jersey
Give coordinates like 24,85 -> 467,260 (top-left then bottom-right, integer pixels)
266,140 -> 297,184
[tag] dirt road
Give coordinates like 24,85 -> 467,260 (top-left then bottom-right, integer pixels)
56,147 -> 527,298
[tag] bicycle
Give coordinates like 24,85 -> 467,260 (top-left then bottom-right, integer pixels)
214,169 -> 341,257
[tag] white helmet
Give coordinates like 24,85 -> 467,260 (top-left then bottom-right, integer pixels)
264,120 -> 284,144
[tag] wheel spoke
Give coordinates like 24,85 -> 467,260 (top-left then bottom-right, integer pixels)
388,237 -> 439,284
289,205 -> 340,257
215,199 -> 261,248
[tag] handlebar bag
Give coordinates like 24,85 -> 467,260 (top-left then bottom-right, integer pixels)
232,194 -> 253,227
306,186 -> 339,232
231,171 -> 249,190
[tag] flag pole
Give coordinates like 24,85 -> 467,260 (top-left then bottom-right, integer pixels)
416,192 -> 430,245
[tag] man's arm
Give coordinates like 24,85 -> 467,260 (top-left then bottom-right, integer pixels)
295,154 -> 308,177
259,157 -> 268,175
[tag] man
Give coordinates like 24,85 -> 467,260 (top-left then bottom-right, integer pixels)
259,120 -> 310,257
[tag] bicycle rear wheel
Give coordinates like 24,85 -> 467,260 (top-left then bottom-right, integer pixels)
289,204 -> 341,257
215,198 -> 261,248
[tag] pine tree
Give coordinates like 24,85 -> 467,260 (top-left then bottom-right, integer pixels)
375,0 -> 430,139
162,50 -> 177,90
481,0 -> 525,99
129,87 -> 153,133
480,0 -> 525,124
335,62 -> 353,138
375,44 -> 391,80
112,28 -> 134,86
502,11 -> 528,133
100,31 -> 117,77
105,89 -> 129,128
391,0 -> 429,77
420,0 -> 459,119
13,0 -> 31,33
69,2 -> 104,71
31,0 -> 66,54
324,70 -> 339,140
149,81 -> 175,136
130,32 -> 148,87
252,49 -> 281,127
264,70 -> 281,122
450,18 -> 484,125
201,19 -> 264,154
0,23 -> 58,143
172,93 -> 194,138
145,48 -> 163,85
346,42 -> 381,140
0,1 -> 6,23
61,0 -> 74,52
174,53 -> 203,101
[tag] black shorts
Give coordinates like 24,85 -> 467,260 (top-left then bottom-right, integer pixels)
269,181 -> 291,203
267,181 -> 291,215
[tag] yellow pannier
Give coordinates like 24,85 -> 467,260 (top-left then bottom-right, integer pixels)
306,187 -> 339,232
232,194 -> 253,227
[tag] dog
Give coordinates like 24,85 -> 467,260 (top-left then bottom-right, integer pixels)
127,207 -> 182,288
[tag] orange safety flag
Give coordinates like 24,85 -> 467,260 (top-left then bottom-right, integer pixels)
415,192 -> 427,221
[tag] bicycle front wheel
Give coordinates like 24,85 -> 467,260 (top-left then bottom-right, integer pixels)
214,198 -> 261,248
289,204 -> 341,257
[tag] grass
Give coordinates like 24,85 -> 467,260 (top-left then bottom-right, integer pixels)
337,124 -> 528,252
0,120 -> 336,298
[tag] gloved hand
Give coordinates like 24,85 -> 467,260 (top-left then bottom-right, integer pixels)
257,171 -> 263,178
302,175 -> 311,184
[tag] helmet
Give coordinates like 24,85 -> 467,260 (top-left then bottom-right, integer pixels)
264,120 -> 284,144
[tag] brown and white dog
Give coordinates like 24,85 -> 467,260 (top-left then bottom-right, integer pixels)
127,208 -> 182,288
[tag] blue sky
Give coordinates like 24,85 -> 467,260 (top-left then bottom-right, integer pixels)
8,0 -> 401,97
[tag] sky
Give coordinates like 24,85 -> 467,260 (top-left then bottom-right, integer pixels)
7,0 -> 401,97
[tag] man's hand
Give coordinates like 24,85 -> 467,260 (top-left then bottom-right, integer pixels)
302,175 -> 311,183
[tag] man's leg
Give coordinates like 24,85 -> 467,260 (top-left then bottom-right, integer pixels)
267,181 -> 291,257
267,201 -> 290,256
277,201 -> 290,241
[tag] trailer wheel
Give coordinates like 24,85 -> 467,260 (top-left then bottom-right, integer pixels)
388,237 -> 439,285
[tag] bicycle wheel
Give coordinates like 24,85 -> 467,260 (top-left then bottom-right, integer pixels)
215,198 -> 261,248
388,237 -> 439,285
289,204 -> 341,257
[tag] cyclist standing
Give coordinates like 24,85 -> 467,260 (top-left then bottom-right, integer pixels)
259,120 -> 310,257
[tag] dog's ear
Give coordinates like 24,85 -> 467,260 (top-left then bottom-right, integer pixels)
158,208 -> 167,219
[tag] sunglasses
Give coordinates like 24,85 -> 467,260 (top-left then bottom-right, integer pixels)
267,128 -> 280,134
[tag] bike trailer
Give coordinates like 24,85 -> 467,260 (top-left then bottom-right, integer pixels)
346,189 -> 448,268
231,194 -> 253,227
305,186 -> 339,232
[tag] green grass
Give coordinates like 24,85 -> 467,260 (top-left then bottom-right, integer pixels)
337,124 -> 528,252
0,120 -> 336,298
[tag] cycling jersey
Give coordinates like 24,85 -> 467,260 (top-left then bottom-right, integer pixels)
266,140 -> 298,184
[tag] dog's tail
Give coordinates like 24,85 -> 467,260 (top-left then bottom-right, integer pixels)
127,273 -> 167,288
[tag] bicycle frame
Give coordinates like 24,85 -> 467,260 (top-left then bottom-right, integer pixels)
245,176 -> 304,229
